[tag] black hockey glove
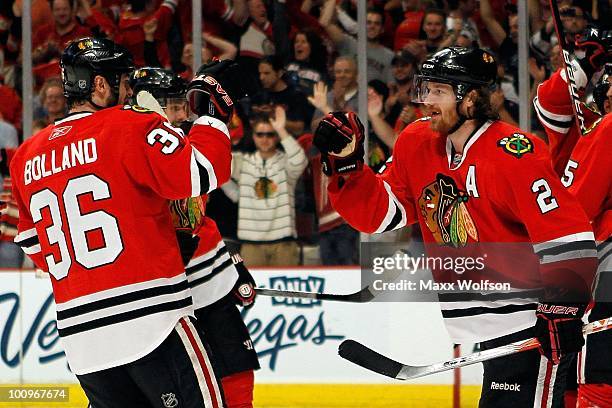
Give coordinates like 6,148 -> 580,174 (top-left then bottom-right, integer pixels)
230,252 -> 256,308
175,231 -> 200,266
535,300 -> 587,364
186,60 -> 235,124
313,111 -> 365,176
574,28 -> 612,77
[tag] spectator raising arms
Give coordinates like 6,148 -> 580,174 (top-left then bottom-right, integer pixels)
31,0 -> 92,52
320,1 -> 394,83
393,0 -> 425,51
115,0 -> 179,68
239,0 -> 275,74
404,8 -> 449,62
479,0 -> 519,84
178,33 -> 238,80
228,106 -> 308,267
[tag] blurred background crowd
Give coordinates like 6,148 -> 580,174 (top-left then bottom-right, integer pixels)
0,0 -> 610,268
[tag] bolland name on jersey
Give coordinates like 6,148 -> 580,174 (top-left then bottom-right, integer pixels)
24,138 -> 97,185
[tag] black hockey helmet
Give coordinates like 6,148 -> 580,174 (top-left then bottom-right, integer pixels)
60,37 -> 134,100
129,67 -> 187,107
592,64 -> 611,114
413,47 -> 498,102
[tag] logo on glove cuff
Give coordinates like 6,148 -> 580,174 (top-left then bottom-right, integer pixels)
239,284 -> 253,298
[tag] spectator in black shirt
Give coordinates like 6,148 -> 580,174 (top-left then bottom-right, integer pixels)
250,55 -> 312,136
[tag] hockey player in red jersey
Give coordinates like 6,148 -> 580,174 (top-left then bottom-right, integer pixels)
534,28 -> 612,408
10,38 -> 233,407
130,66 -> 260,408
314,47 -> 598,407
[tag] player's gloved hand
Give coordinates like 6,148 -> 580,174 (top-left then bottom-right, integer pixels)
175,231 -> 200,266
186,60 -> 235,124
574,28 -> 612,77
230,252 -> 256,308
534,301 -> 587,364
313,111 -> 365,176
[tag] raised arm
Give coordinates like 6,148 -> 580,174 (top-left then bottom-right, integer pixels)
202,32 -> 238,60
479,0 -> 507,46
270,106 -> 308,182
314,112 -> 417,233
319,0 -> 346,45
367,89 -> 397,149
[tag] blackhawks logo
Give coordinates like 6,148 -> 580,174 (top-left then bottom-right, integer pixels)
497,133 -> 533,158
169,196 -> 206,231
122,105 -> 154,114
418,174 -> 478,247
254,176 -> 277,199
77,39 -> 94,50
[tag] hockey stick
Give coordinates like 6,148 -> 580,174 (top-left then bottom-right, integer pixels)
548,0 -> 587,134
256,286 -> 375,303
338,316 -> 612,380
136,90 -> 169,120
255,258 -> 404,303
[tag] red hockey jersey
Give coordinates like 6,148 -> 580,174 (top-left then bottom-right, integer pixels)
533,68 -> 601,176
328,118 -> 597,343
10,106 -> 231,374
535,69 -> 611,242
186,216 -> 238,309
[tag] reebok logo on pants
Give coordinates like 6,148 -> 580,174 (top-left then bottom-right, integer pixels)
490,382 -> 521,391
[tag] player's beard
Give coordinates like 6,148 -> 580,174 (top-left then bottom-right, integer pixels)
428,106 -> 458,135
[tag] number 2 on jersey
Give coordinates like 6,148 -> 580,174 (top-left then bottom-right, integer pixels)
531,178 -> 559,214
30,174 -> 124,280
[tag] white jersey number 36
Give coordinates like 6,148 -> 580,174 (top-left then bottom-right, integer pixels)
30,174 -> 123,280
531,178 -> 559,214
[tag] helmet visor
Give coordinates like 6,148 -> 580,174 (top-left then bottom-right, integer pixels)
411,77 -> 456,104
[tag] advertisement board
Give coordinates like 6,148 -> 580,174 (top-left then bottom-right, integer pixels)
0,268 -> 482,386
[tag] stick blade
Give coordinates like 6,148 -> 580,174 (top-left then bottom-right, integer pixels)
136,90 -> 168,120
338,339 -> 405,380
317,288 -> 374,303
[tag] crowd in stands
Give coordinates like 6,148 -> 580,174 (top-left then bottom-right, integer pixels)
0,0 -> 610,267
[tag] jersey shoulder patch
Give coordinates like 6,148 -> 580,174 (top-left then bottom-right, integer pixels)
122,104 -> 155,114
497,133 -> 534,158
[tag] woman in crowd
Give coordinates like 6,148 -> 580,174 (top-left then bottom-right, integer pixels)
284,28 -> 329,97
